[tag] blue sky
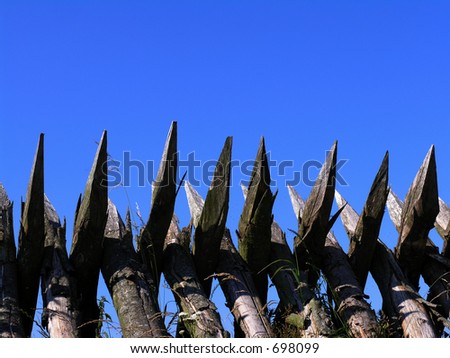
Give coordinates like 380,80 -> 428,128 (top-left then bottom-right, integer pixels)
1,1 -> 450,337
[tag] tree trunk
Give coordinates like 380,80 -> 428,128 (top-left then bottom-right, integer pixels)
0,183 -> 24,338
289,181 -> 379,338
217,230 -> 274,338
41,195 -> 78,338
102,200 -> 170,338
337,191 -> 437,338
163,215 -> 229,338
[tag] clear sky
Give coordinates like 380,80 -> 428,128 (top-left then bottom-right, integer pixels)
1,1 -> 450,337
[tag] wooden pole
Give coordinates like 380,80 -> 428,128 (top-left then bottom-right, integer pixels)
17,134 -> 45,337
0,183 -> 24,338
69,131 -> 108,337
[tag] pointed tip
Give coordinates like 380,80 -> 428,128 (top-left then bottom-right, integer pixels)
259,135 -> 265,147
44,194 -> 60,226
334,190 -> 345,209
184,181 -> 204,227
382,150 -> 389,165
105,198 -> 124,239
287,185 -> 305,219
125,207 -> 132,231
240,182 -> 248,199
0,182 -> 10,207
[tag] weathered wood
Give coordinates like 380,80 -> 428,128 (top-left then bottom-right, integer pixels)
218,230 -> 274,338
102,201 -> 170,337
17,133 -> 45,337
387,190 -> 450,325
422,245 -> 450,323
290,185 -> 379,338
243,184 -> 333,337
294,142 -> 337,282
139,122 -> 178,292
186,183 -> 273,338
41,195 -> 78,338
336,191 -> 438,338
238,137 -> 275,306
69,131 -> 108,337
394,145 -> 439,289
192,137 -> 232,296
163,215 -> 229,338
0,183 -> 24,338
435,198 -> 450,258
346,152 -> 389,289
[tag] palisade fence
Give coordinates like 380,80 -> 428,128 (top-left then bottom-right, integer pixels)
1,121 -> 449,338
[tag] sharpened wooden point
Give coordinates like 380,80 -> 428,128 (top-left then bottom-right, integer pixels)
139,121 -> 178,293
193,136 -> 232,297
237,136 -> 275,306
294,141 -> 337,270
0,183 -> 24,338
17,133 -> 45,337
347,151 -> 389,289
395,145 -> 439,289
69,130 -> 108,338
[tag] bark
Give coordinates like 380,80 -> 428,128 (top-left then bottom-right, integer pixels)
217,231 -> 274,338
41,195 -> 78,338
139,122 -> 177,292
337,191 -> 437,338
192,137 -> 232,296
371,241 -> 437,338
17,133 -> 45,337
69,131 -> 108,337
238,138 -> 275,306
163,215 -> 229,338
323,233 -> 380,338
0,183 -> 24,338
394,146 -> 439,289
102,200 -> 170,338
290,184 -> 379,338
